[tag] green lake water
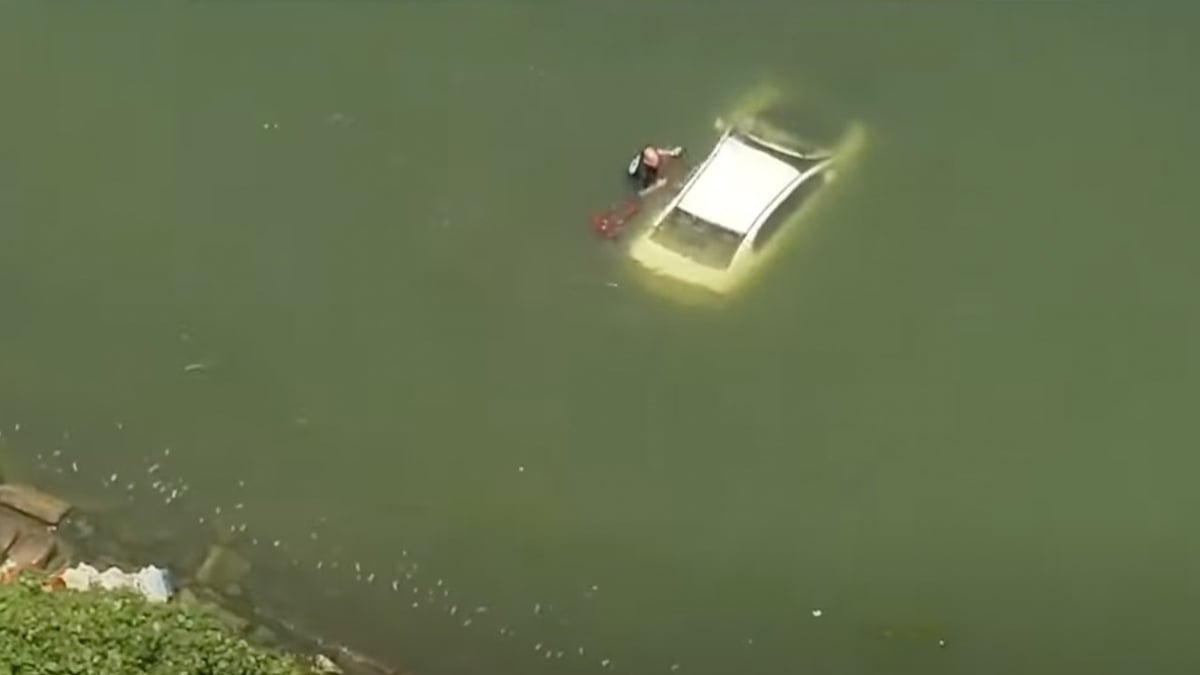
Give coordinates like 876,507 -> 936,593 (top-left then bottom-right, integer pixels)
2,2 -> 1199,674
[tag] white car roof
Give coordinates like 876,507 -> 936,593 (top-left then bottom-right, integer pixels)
675,134 -> 803,236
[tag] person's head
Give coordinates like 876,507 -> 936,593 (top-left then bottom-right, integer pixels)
641,146 -> 661,167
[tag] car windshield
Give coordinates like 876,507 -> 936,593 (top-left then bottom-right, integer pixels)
650,209 -> 744,270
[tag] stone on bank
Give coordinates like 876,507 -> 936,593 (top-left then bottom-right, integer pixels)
0,483 -> 71,525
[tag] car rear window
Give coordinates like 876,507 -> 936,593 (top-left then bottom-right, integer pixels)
650,209 -> 744,270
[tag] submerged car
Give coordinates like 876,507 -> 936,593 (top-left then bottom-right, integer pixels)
628,97 -> 865,296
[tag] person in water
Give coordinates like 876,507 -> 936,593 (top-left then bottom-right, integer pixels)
627,145 -> 683,194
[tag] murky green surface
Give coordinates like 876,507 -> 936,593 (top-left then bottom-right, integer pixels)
2,2 -> 1200,674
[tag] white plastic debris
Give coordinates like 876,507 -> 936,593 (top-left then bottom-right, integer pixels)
313,654 -> 343,674
136,566 -> 174,602
59,563 -> 174,602
60,562 -> 98,590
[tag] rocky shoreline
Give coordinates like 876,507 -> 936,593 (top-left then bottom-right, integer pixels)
0,479 -> 405,675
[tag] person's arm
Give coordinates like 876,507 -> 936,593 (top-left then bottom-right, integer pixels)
638,177 -> 668,196
658,146 -> 684,157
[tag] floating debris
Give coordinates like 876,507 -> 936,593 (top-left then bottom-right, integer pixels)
811,609 -> 823,618
391,580 -> 399,591
183,363 -> 208,373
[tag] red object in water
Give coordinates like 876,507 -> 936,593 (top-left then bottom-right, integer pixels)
589,152 -> 684,240
590,199 -> 640,240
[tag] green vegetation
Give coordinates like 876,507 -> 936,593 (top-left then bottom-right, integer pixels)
0,573 -> 311,675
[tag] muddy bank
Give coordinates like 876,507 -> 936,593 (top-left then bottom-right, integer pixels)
0,478 -> 406,675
